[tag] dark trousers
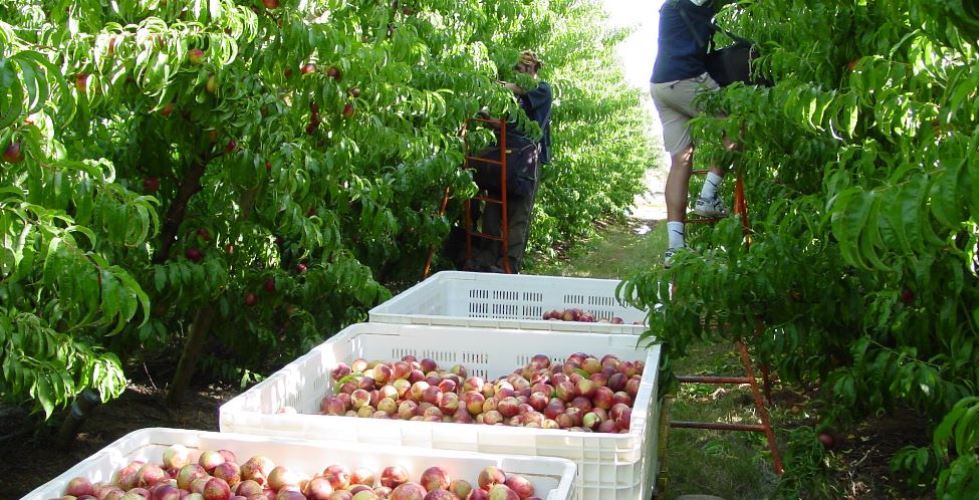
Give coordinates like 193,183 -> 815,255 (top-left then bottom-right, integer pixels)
469,144 -> 540,272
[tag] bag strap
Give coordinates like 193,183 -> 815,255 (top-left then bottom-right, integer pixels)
710,17 -> 752,45
671,0 -> 708,49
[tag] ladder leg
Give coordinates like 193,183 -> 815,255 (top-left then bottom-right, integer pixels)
499,124 -> 511,273
737,340 -> 784,475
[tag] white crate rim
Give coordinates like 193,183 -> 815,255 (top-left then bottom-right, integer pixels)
23,427 -> 577,500
369,271 -> 650,335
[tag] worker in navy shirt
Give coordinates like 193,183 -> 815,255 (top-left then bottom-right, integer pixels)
470,50 -> 552,273
651,0 -> 735,267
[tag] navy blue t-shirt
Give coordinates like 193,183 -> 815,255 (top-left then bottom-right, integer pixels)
651,0 -> 717,83
507,81 -> 553,165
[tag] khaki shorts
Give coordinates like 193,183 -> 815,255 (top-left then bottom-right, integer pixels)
650,73 -> 720,155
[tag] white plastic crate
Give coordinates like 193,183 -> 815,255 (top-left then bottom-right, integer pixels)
219,323 -> 662,500
23,428 -> 576,500
369,271 -> 650,335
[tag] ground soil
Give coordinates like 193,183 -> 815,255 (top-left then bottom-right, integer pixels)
3,383 -> 238,497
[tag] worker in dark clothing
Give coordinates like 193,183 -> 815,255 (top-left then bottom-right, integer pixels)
468,50 -> 552,273
651,0 -> 735,267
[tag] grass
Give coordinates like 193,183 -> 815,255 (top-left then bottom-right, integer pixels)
525,217 -> 667,279
526,216 -> 781,500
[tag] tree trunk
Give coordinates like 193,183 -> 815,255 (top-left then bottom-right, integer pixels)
166,305 -> 216,406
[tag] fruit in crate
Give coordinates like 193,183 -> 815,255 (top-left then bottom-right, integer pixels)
58,443 -> 542,500
318,353 -> 644,434
542,308 -> 626,324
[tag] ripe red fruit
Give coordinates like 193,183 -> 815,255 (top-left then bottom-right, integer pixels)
196,227 -> 211,241
199,450 -> 225,472
347,87 -> 361,98
305,476 -> 334,499
225,139 -> 237,152
262,0 -> 279,8
818,432 -> 836,449
296,262 -> 308,273
64,477 -> 95,497
380,465 -> 410,489
268,465 -> 301,490
504,475 -> 534,499
188,48 -> 205,64
477,467 -> 506,491
160,103 -> 175,117
342,103 -> 355,118
185,247 -> 203,262
300,63 -> 317,75
2,141 -> 23,163
263,278 -> 276,292
202,477 -> 231,500
326,66 -> 342,80
900,288 -> 914,305
142,176 -> 160,193
244,292 -> 258,306
224,244 -> 235,254
75,73 -> 89,93
420,466 -> 450,492
323,464 -> 352,490
265,160 -> 272,171
847,58 -> 859,71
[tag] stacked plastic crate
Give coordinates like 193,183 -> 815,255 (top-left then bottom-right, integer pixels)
221,271 -> 660,500
27,271 -> 656,500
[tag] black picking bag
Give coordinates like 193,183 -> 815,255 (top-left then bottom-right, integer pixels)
674,0 -> 771,87
705,28 -> 771,87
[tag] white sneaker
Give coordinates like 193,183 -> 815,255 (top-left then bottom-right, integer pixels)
694,196 -> 728,218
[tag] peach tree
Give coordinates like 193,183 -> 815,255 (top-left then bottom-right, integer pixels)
1,0 -> 651,419
623,0 -> 979,496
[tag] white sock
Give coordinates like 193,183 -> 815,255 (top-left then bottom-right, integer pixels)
667,221 -> 685,250
700,171 -> 723,200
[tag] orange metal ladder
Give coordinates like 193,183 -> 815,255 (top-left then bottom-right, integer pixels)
668,169 -> 785,476
422,117 -> 513,278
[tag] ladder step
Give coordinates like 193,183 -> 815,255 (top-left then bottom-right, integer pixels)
669,421 -> 766,432
676,375 -> 752,384
466,231 -> 504,241
692,169 -> 710,175
686,216 -> 723,225
466,157 -> 505,166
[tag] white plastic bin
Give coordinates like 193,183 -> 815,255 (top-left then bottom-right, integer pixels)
219,323 -> 661,500
369,271 -> 649,335
23,428 -> 576,500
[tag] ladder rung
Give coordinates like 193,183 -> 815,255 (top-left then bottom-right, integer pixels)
692,169 -> 710,175
669,421 -> 766,432
677,375 -> 751,384
466,157 -> 505,166
686,216 -> 723,224
466,231 -> 504,241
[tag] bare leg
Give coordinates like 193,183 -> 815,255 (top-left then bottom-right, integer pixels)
665,145 -> 694,222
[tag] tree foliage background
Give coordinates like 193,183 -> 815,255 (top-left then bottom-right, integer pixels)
623,0 -> 979,496
0,0 -> 652,419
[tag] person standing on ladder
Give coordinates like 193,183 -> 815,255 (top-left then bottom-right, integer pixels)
650,0 -> 735,267
469,50 -> 553,273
